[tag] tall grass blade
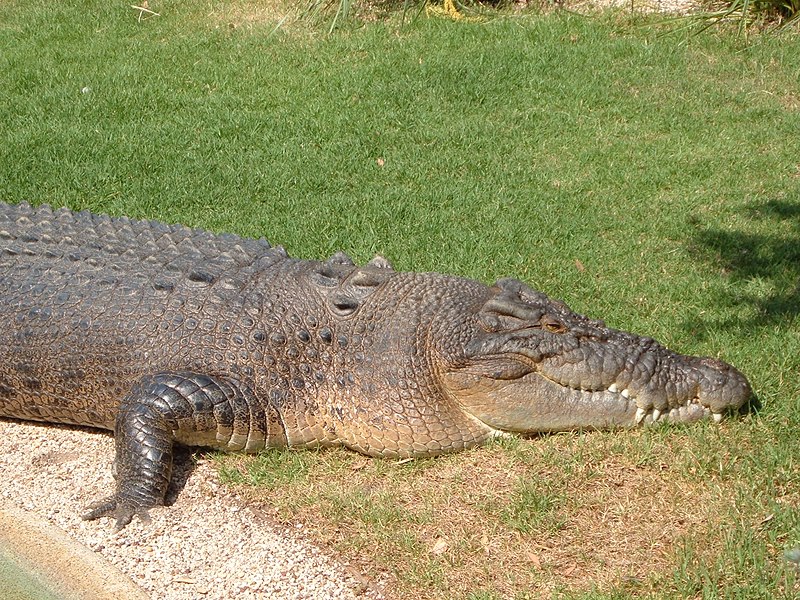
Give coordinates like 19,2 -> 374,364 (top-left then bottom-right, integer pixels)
328,0 -> 352,33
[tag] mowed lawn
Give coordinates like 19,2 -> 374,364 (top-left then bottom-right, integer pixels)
1,1 -> 799,598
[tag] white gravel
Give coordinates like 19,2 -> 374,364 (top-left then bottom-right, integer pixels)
0,420 -> 381,600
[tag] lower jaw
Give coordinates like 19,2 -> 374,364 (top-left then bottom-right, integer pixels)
540,388 -> 717,431
634,401 -> 711,426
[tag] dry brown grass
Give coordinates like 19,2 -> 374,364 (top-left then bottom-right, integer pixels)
781,93 -> 800,111
200,0 -> 299,30
197,0 -> 402,31
220,428 -> 745,599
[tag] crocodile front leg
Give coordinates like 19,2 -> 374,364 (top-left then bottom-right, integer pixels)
82,372 -> 281,530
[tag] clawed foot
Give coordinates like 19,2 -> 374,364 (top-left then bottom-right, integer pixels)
82,495 -> 153,531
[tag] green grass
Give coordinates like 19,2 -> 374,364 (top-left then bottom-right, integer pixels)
499,480 -> 566,534
2,1 -> 800,598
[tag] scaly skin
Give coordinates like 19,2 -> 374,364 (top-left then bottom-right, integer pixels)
0,202 -> 752,529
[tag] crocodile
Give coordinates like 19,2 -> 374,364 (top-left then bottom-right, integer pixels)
0,202 -> 752,529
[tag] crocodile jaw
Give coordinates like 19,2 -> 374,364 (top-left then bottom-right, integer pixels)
444,365 -> 747,433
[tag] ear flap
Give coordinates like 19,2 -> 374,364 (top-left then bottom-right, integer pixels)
483,278 -> 605,335
477,279 -> 541,331
479,278 -> 569,333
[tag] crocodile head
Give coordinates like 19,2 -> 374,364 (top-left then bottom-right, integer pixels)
439,278 -> 752,432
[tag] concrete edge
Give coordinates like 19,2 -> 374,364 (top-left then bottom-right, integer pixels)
0,506 -> 149,600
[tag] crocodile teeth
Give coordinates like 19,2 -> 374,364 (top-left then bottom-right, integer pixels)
712,412 -> 723,423
608,383 -> 619,393
652,408 -> 662,422
635,407 -> 647,425
621,389 -> 630,399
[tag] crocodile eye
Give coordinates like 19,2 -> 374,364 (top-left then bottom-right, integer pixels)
540,317 -> 566,333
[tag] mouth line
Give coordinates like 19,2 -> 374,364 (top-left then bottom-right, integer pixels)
527,372 -> 721,425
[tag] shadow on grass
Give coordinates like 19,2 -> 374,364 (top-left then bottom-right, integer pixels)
686,198 -> 800,337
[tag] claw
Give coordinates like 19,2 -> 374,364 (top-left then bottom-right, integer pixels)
652,408 -> 662,422
712,412 -> 724,424
81,495 -> 118,522
83,494 -> 151,531
635,407 -> 647,425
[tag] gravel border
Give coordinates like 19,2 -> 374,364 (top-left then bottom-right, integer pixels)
0,420 -> 383,600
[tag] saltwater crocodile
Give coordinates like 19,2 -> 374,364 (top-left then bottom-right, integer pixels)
0,202 -> 752,529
